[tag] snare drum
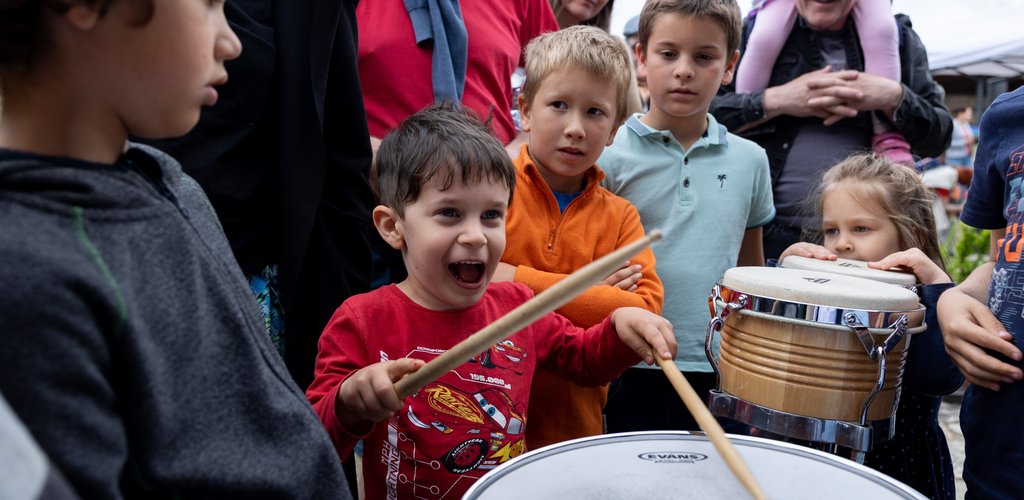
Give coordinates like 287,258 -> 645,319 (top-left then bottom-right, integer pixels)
706,267 -> 924,432
780,256 -> 918,288
462,432 -> 926,499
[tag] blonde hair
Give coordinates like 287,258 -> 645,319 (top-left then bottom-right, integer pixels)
521,25 -> 633,125
817,153 -> 946,270
637,0 -> 742,55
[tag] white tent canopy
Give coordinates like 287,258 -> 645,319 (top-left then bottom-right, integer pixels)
930,39 -> 1024,78
610,0 -> 1024,79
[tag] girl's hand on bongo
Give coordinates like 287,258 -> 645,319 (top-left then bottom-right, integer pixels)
601,261 -> 643,292
868,248 -> 951,285
611,307 -> 675,365
778,243 -> 836,264
336,358 -> 425,430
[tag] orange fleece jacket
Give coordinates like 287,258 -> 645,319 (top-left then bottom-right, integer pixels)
503,145 -> 664,449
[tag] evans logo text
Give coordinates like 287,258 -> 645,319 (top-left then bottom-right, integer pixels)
638,451 -> 708,464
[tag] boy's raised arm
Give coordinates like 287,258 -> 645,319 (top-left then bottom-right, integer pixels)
537,307 -> 674,386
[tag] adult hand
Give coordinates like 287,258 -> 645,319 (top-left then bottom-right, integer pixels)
763,66 -> 851,122
806,70 -> 904,125
937,287 -> 1023,390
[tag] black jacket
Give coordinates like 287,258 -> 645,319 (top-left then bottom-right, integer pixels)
711,14 -> 952,184
146,0 -> 375,389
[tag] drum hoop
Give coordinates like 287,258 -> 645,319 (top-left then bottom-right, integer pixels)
732,307 -> 928,336
462,431 -> 927,499
713,282 -> 925,329
706,390 -> 896,451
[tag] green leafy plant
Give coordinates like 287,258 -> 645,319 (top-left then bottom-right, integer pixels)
943,221 -> 991,283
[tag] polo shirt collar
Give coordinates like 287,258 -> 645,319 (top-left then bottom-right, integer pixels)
625,113 -> 729,149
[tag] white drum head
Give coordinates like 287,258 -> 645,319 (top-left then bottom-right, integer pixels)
721,267 -> 920,311
463,432 -> 925,499
781,256 -> 918,287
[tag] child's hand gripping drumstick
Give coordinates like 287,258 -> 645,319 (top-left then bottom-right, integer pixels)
394,230 -> 663,399
653,352 -> 767,500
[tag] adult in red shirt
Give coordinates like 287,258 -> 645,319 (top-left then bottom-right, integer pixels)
357,0 -> 558,148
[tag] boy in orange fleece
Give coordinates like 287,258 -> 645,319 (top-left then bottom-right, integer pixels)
494,26 -> 664,450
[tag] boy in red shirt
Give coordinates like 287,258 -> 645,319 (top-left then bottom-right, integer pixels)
306,105 -> 675,499
495,26 -> 664,449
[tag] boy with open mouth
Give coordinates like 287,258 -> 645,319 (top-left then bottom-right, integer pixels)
306,104 -> 676,499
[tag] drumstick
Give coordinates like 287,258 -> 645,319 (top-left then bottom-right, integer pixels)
394,230 -> 663,399
654,352 -> 767,500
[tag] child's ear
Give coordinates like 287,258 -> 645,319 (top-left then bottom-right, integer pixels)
518,93 -> 532,133
606,120 -> 622,147
721,49 -> 740,86
373,206 -> 405,250
635,43 -> 647,73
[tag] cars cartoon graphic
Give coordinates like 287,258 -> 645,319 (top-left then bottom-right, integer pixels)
471,339 -> 526,375
406,383 -> 526,473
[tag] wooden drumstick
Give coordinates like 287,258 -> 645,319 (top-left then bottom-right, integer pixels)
654,352 -> 767,500
394,230 -> 663,399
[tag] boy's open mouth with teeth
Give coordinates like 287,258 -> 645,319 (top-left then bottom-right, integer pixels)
448,260 -> 486,286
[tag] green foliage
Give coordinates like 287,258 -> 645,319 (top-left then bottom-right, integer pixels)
943,221 -> 991,283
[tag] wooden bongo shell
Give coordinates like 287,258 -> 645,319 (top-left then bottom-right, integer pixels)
719,309 -> 909,422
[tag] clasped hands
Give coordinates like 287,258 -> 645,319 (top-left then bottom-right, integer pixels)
764,66 -> 904,125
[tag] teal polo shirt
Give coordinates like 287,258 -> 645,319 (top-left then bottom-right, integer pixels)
598,113 -> 775,372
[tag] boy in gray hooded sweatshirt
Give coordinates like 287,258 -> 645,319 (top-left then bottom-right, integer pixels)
0,1 -> 352,498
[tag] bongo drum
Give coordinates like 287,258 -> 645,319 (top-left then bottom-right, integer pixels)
463,432 -> 926,499
780,256 -> 918,288
705,267 -> 925,453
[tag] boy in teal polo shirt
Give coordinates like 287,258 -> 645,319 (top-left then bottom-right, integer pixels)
598,0 -> 774,432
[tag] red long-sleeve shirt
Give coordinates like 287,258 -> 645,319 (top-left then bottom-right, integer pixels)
306,282 -> 639,499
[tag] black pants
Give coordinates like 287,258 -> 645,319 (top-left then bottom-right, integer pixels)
604,368 -> 747,434
762,221 -> 806,262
